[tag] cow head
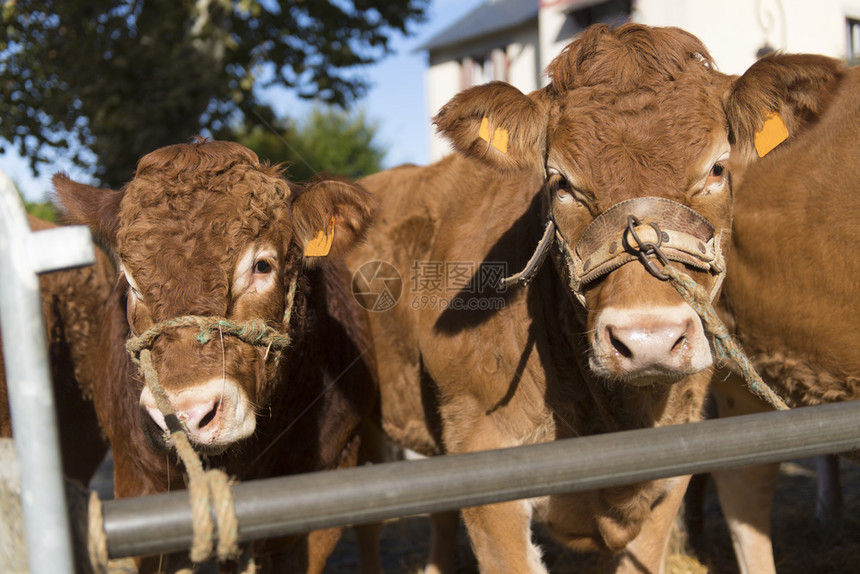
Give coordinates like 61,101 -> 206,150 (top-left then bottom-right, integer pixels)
435,24 -> 844,386
55,139 -> 375,454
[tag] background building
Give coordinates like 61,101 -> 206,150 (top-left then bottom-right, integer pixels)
422,0 -> 860,161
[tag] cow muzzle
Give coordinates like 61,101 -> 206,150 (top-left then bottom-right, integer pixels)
126,315 -> 294,453
139,377 -> 256,454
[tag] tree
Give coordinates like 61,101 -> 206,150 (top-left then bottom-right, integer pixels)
5,177 -> 58,221
22,194 -> 57,222
0,0 -> 427,186
235,106 -> 385,183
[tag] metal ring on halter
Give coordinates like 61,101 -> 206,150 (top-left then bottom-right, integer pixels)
624,215 -> 671,281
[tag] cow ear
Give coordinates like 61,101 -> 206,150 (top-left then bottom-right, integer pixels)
291,178 -> 376,263
434,81 -> 549,173
52,172 -> 123,249
726,53 -> 848,165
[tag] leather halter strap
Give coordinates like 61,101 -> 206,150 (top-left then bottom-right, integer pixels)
500,196 -> 726,308
562,197 -> 726,306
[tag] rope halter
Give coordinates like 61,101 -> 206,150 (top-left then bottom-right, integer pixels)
126,315 -> 294,365
126,272 -> 299,374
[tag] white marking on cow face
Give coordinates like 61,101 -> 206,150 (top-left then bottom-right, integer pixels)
120,262 -> 156,336
139,376 -> 256,453
232,244 -> 279,297
120,262 -> 143,303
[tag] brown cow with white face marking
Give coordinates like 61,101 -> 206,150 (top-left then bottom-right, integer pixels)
55,139 -> 377,573
346,24 -> 847,573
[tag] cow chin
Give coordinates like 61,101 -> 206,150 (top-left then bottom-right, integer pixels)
138,378 -> 257,455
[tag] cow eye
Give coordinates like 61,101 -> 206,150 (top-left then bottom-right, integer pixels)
550,172 -> 590,209
704,162 -> 727,192
549,171 -> 573,201
556,177 -> 571,199
253,259 -> 272,274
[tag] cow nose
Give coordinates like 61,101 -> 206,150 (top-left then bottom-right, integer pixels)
605,319 -> 692,370
175,398 -> 220,434
144,398 -> 220,437
593,304 -> 713,378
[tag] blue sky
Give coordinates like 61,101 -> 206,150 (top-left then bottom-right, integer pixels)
1,0 -> 484,202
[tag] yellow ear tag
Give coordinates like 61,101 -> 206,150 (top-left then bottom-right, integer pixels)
492,126 -> 509,154
478,116 -> 509,154
479,116 -> 491,142
754,111 -> 789,158
304,217 -> 335,257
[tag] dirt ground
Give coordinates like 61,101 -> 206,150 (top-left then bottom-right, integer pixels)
102,456 -> 860,573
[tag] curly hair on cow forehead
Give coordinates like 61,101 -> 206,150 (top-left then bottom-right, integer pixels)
548,23 -> 716,93
117,140 -> 299,320
122,138 -> 294,232
135,138 -> 270,178
118,139 -> 296,278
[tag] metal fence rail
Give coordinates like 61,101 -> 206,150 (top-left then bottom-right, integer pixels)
103,399 -> 860,559
0,168 -> 95,574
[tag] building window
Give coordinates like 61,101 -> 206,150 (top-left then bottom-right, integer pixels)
567,0 -> 632,33
460,48 -> 509,89
848,18 -> 860,64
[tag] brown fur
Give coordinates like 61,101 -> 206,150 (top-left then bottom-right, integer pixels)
348,24 -> 844,574
720,59 -> 858,391
0,215 -> 113,483
53,139 -> 377,573
709,53 -> 857,574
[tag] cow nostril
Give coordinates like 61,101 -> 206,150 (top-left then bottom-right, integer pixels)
198,401 -> 220,429
608,329 -> 633,359
672,335 -> 687,352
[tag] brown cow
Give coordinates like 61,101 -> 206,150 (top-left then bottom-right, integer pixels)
0,214 -> 113,484
706,54 -> 858,574
346,24 -> 847,573
54,139 -> 377,573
